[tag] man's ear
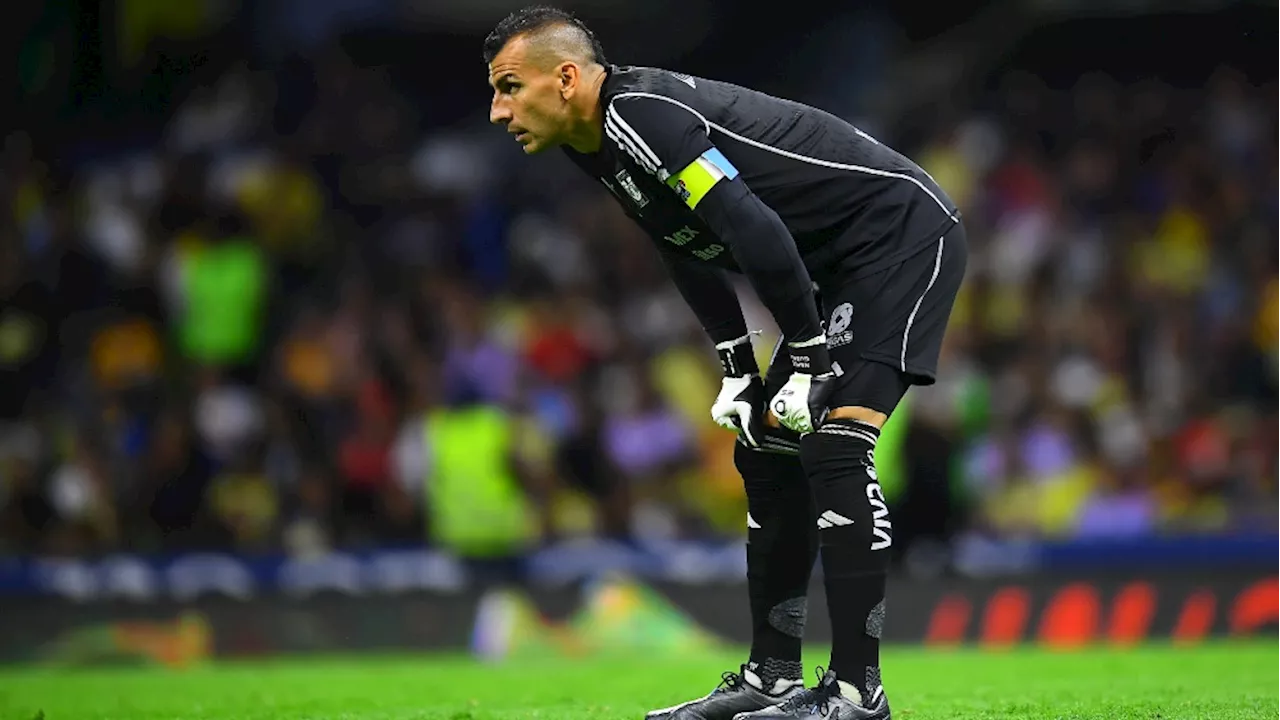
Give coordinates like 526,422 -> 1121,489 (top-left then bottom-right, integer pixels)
559,62 -> 579,98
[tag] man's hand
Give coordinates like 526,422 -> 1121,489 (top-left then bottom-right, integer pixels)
712,375 -> 765,447
710,334 -> 764,447
768,335 -> 835,434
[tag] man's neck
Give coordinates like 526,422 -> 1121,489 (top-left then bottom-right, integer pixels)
564,66 -> 609,154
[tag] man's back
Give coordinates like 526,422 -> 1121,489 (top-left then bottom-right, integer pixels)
590,65 -> 959,276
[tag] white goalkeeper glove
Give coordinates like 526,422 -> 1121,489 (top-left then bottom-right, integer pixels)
768,335 -> 835,435
710,334 -> 764,448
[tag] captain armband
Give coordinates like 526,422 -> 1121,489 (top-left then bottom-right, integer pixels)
666,147 -> 739,209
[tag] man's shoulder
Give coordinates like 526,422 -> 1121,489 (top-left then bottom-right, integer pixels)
603,65 -> 703,105
603,66 -> 825,128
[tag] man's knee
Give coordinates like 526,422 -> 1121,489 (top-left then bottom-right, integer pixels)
735,440 -> 808,506
799,419 -> 893,568
799,419 -> 880,481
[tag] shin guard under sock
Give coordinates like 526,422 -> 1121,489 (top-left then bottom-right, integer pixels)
800,419 -> 891,703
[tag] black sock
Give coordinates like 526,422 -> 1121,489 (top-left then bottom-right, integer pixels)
736,442 -> 816,691
799,419 -> 891,703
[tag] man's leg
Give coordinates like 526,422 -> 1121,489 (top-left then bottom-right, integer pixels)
643,355 -> 812,719
737,224 -> 967,720
798,367 -> 907,707
754,354 -> 900,706
752,368 -> 904,719
803,234 -> 965,709
736,441 -> 817,692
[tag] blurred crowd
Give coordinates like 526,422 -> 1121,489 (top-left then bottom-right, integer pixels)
0,44 -> 1275,560
915,69 -> 1276,543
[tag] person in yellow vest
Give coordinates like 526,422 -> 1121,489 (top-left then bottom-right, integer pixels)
173,213 -> 268,377
423,382 -> 543,588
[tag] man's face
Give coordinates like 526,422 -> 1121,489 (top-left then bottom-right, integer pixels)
488,37 -> 570,154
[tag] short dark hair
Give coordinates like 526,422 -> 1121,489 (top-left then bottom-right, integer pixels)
482,5 -> 607,66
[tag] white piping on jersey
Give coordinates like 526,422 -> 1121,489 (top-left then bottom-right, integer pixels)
605,125 -> 655,175
604,117 -> 658,175
609,91 -> 958,220
605,105 -> 662,172
900,235 -> 945,372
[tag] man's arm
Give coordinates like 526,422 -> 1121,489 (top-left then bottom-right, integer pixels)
659,250 -> 748,345
691,178 -> 823,345
607,94 -> 823,347
661,248 -> 767,446
659,251 -> 761,380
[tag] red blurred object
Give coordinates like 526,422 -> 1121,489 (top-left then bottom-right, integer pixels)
339,434 -> 390,488
357,377 -> 395,423
990,154 -> 1051,214
341,378 -> 395,487
526,326 -> 593,383
1175,418 -> 1230,479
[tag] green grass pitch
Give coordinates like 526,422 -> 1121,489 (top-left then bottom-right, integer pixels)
0,642 -> 1275,719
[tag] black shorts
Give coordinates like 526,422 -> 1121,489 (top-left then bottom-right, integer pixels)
763,221 -> 968,417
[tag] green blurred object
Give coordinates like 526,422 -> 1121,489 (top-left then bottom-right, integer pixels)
567,574 -> 725,655
957,372 -> 991,440
177,239 -> 266,365
876,391 -> 910,503
471,588 -> 582,662
426,406 -> 536,558
470,575 -> 723,662
953,371 -> 992,500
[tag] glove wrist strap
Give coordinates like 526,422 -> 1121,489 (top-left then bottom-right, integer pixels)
787,335 -> 832,375
715,334 -> 759,377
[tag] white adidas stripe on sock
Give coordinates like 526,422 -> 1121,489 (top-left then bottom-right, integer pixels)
816,510 -> 855,529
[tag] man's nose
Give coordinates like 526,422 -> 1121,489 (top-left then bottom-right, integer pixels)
490,98 -> 510,126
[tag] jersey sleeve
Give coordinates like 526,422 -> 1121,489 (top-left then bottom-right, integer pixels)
608,94 -> 824,346
658,249 -> 749,346
604,94 -> 712,184
606,95 -> 740,211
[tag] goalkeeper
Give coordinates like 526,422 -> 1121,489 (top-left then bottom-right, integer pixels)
483,7 -> 968,720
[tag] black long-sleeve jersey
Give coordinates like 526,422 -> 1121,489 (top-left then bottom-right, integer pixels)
563,64 -> 960,347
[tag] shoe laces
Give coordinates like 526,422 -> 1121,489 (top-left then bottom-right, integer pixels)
711,666 -> 748,695
775,667 -> 835,715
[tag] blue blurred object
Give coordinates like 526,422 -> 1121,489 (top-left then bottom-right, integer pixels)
0,534 -> 1275,599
